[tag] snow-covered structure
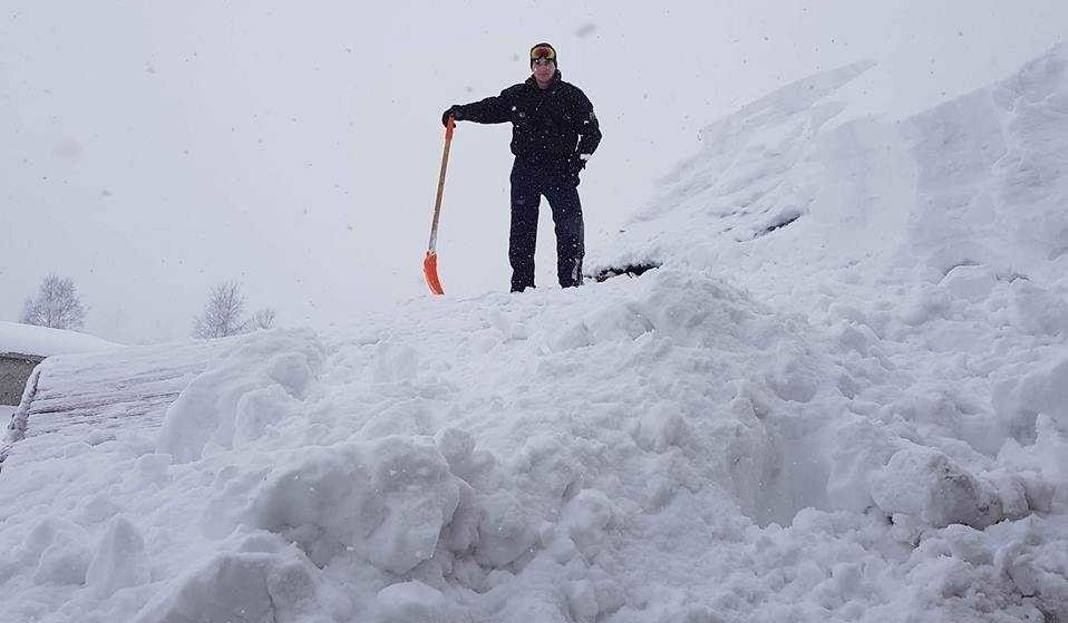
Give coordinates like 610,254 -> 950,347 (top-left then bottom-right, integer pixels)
0,321 -> 118,405
1,46 -> 1067,622
0,352 -> 42,407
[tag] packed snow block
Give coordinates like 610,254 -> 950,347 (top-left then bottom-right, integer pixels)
869,446 -> 1002,529
996,533 -> 1068,622
763,342 -> 820,403
709,392 -> 782,519
86,515 -> 150,597
996,426 -> 1062,514
136,550 -> 323,623
1009,280 -> 1068,337
825,418 -> 899,513
553,301 -> 656,351
246,436 -> 460,573
232,385 -> 300,447
5,517 -> 91,587
158,331 -> 322,462
633,401 -> 689,453
374,580 -> 466,623
994,355 -> 1068,445
556,489 -> 616,557
31,528 -> 92,586
474,490 -> 540,568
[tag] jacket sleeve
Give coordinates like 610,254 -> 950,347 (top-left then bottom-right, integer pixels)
573,88 -> 601,158
455,86 -> 516,124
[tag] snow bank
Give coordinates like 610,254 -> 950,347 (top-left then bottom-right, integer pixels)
0,320 -> 119,357
2,46 -> 1067,623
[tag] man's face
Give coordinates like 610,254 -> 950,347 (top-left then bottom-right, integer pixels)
532,58 -> 555,83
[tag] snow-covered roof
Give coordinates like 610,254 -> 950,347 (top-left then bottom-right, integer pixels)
0,320 -> 120,358
2,45 -> 1067,622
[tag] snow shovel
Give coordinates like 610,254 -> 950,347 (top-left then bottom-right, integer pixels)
423,116 -> 455,295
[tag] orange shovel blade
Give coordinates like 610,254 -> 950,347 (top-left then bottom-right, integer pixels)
423,251 -> 445,295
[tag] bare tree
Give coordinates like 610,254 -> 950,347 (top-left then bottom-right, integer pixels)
21,274 -> 87,330
249,307 -> 276,331
192,282 -> 278,339
192,281 -> 246,339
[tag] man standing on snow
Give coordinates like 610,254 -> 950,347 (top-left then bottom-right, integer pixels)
442,42 -> 602,292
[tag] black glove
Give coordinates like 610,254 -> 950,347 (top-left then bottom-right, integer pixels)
566,155 -> 587,187
442,105 -> 463,126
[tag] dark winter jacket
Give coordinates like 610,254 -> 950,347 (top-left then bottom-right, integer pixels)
452,70 -> 601,166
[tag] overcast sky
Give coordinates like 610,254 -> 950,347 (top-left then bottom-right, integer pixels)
2,1 -> 1065,344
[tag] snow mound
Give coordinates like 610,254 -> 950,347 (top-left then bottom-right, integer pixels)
246,436 -> 461,573
157,329 -> 323,462
0,320 -> 119,357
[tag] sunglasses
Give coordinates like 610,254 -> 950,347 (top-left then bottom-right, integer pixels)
532,58 -> 555,67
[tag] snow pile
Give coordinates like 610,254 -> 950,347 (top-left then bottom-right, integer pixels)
1,46 -> 1067,622
0,321 -> 119,357
157,330 -> 323,463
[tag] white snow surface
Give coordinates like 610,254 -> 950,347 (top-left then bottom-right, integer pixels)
3,46 -> 1068,622
0,321 -> 119,357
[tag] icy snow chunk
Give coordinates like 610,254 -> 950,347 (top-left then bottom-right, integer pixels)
869,446 -> 1001,529
1010,280 -> 1068,336
266,350 -> 314,398
633,401 -> 688,452
475,490 -> 539,567
941,524 -> 993,566
135,452 -> 172,488
764,342 -> 820,402
17,517 -> 63,567
994,355 -> 1068,467
78,493 -> 121,524
442,479 -> 479,553
994,521 -> 1068,622
826,418 -> 898,512
566,578 -> 601,622
558,489 -> 616,556
158,330 -> 322,462
553,302 -> 655,351
374,580 -> 456,623
86,516 -> 150,596
233,385 -> 299,447
32,531 -> 91,586
435,427 -> 495,486
247,436 -> 460,573
17,518 -> 91,586
136,550 -> 322,623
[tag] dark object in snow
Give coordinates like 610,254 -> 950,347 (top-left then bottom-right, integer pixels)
590,262 -> 662,283
756,210 -> 802,237
0,352 -> 43,407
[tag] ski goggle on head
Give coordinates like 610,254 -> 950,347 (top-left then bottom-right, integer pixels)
530,46 -> 556,66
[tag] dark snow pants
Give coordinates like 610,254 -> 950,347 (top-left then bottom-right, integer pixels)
508,158 -> 584,292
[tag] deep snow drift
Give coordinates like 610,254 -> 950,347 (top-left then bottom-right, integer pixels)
2,46 -> 1067,622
